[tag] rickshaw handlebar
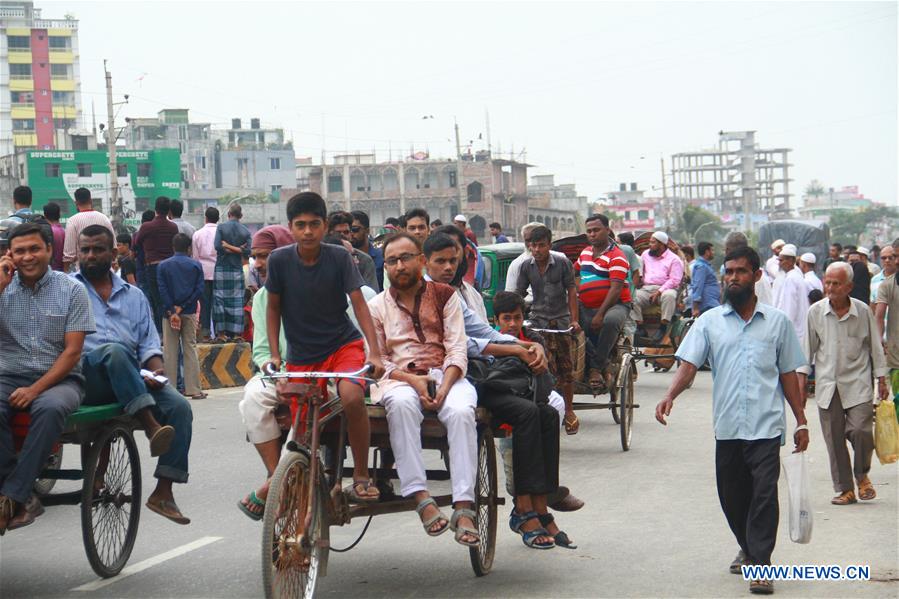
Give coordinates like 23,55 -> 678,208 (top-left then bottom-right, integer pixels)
262,363 -> 374,382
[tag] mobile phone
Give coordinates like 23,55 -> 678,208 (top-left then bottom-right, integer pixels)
427,380 -> 437,397
140,369 -> 169,385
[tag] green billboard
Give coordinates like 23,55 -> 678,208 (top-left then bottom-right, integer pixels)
24,149 -> 181,218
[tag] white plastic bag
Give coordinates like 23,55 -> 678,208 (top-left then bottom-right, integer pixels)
782,451 -> 813,544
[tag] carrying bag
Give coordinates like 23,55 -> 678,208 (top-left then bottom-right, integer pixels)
874,400 -> 899,465
466,356 -> 555,404
782,451 -> 813,544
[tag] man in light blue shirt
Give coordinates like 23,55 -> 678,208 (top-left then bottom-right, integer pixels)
73,225 -> 193,525
655,246 -> 809,595
689,242 -> 721,317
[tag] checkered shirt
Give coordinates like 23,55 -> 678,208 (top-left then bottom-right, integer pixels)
0,268 -> 95,379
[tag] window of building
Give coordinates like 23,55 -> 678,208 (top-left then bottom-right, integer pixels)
50,64 -> 70,78
52,91 -> 73,104
271,185 -> 282,196
327,172 -> 343,193
447,169 -> 458,188
383,168 -> 398,191
77,163 -> 92,177
467,181 -> 483,203
54,118 -> 75,130
11,91 -> 34,104
7,36 -> 30,49
117,163 -> 129,177
48,36 -> 70,49
404,168 -> 420,190
350,169 -> 366,192
366,170 -> 382,191
12,119 -> 35,131
10,64 -> 32,77
199,156 -> 207,169
270,157 -> 281,170
44,163 -> 60,177
637,209 -> 649,220
137,163 -> 152,177
423,167 -> 438,189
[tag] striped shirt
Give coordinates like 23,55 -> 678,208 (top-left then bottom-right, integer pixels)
63,209 -> 115,264
575,242 -> 631,308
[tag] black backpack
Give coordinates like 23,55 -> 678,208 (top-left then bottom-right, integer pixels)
0,212 -> 54,249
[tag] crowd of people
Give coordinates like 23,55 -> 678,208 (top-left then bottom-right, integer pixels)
2,186 -> 897,591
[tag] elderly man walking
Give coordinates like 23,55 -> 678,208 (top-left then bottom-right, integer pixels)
799,262 -> 888,505
656,245 -> 809,595
772,244 -> 810,343
632,231 -> 683,343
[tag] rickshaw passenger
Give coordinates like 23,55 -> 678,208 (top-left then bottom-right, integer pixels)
0,223 -> 95,533
74,225 -> 194,525
631,231 -> 684,343
575,214 -> 631,389
368,233 -> 480,546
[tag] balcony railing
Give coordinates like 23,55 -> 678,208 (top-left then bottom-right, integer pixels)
11,102 -> 35,108
8,48 -> 32,53
35,19 -> 78,28
10,75 -> 33,80
50,75 -> 73,80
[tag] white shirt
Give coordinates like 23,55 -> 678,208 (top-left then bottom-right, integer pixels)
772,267 -> 810,343
764,255 -> 781,281
755,270 -> 773,306
798,297 -> 888,410
505,249 -> 567,304
803,270 -> 823,294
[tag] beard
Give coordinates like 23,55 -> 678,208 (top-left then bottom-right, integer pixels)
649,247 -> 663,257
724,282 -> 754,309
388,271 -> 421,290
350,237 -> 363,249
79,259 -> 113,281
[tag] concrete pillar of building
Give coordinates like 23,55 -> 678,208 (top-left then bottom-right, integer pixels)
343,164 -> 351,211
398,162 -> 406,215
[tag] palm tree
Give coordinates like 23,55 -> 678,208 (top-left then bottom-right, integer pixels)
805,180 -> 826,203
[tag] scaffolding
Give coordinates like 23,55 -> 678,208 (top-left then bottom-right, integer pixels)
669,131 -> 791,229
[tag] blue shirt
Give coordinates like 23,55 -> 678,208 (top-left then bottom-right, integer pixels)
689,256 -> 721,312
157,253 -> 205,315
74,272 -> 162,366
214,219 -> 252,270
675,301 -> 807,441
366,241 -> 384,291
495,234 -> 509,243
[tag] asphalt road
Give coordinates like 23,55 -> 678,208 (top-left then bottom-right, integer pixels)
1,366 -> 897,598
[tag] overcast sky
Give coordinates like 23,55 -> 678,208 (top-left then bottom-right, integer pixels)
55,0 -> 897,205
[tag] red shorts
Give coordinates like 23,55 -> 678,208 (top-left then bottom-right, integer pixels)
286,339 -> 367,425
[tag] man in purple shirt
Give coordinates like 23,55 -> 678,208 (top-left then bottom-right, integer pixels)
632,231 -> 684,343
133,197 -> 179,334
192,207 -> 219,342
43,202 -> 66,271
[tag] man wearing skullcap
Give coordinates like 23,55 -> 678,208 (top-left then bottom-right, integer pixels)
773,244 -> 810,343
766,239 -> 786,281
799,253 -> 823,295
248,225 -> 294,289
632,231 -> 684,343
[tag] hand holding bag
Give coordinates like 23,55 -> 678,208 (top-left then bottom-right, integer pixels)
782,451 -> 813,544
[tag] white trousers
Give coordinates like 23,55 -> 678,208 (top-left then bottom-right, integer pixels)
382,378 -> 478,503
631,284 -> 678,322
238,376 -> 281,444
548,390 -> 565,427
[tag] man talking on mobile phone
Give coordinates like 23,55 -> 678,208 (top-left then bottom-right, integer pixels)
73,225 -> 194,525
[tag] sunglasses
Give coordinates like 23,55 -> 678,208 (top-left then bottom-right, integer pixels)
351,226 -> 363,233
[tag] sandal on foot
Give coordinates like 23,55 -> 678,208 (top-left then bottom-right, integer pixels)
149,425 -> 175,457
749,579 -> 774,595
538,513 -> 577,549
237,490 -> 266,521
450,508 -> 480,547
858,477 -> 876,500
564,413 -> 580,435
146,498 -> 190,525
831,490 -> 857,505
344,479 -> 380,504
415,498 -> 449,537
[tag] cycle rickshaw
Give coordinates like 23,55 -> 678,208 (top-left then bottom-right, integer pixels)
258,365 -> 502,599
531,232 -> 693,451
10,403 -> 143,578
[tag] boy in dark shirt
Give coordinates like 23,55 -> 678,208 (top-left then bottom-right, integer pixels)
116,233 -> 138,285
264,192 -> 385,502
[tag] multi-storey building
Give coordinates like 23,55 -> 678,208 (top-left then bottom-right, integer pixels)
526,174 -> 588,235
1,1 -> 82,155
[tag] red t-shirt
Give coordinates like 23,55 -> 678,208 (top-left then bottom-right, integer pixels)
575,243 -> 631,308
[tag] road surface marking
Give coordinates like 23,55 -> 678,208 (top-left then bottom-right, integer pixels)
71,536 -> 223,592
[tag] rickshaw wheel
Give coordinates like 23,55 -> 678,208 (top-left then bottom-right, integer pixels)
263,450 -> 328,599
618,355 -> 636,451
469,426 -> 497,576
609,387 -> 621,424
34,444 -> 63,496
81,424 -> 141,578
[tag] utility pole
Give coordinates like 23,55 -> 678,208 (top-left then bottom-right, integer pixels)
453,117 -> 462,159
104,60 -> 121,230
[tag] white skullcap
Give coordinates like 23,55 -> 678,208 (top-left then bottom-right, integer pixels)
652,231 -> 669,245
779,244 -> 797,258
771,239 -> 786,250
800,252 -> 816,264
858,246 -> 870,257
453,214 -> 467,223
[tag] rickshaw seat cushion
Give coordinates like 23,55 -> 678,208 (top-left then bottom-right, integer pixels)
66,403 -> 124,425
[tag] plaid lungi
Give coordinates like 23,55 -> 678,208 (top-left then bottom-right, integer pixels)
213,263 -> 245,335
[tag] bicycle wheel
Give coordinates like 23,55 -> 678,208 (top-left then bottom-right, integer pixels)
34,444 -> 63,496
81,425 -> 141,578
262,450 -> 329,599
609,387 -> 620,423
618,356 -> 635,451
469,426 -> 497,576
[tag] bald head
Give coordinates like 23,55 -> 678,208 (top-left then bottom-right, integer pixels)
882,245 -> 896,275
825,261 -> 853,282
824,261 -> 854,304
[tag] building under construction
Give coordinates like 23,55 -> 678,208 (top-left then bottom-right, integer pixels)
669,131 -> 791,227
